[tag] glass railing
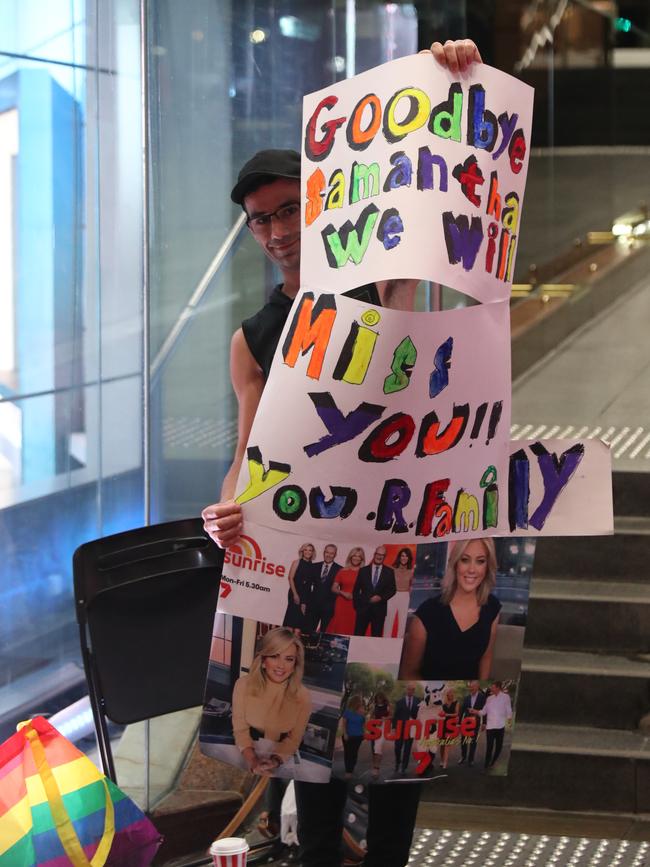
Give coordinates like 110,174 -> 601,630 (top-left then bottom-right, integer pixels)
507,0 -> 650,469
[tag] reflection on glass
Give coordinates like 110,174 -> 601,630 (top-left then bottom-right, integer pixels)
0,1 -> 143,741
148,1 -> 419,524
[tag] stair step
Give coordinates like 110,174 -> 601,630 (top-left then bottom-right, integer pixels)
613,470 -> 650,518
534,532 -> 650,582
522,646 -> 650,677
529,578 -> 650,603
512,722 -> 649,759
421,724 -> 650,813
518,649 -> 650,730
525,579 -> 650,654
416,801 -> 650,842
615,515 -> 650,535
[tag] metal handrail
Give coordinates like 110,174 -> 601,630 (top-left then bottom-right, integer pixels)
150,211 -> 248,381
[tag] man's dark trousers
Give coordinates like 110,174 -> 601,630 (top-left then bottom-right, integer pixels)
394,734 -> 414,772
354,605 -> 384,637
461,730 -> 480,764
295,779 -> 421,867
484,728 -> 505,768
393,696 -> 420,772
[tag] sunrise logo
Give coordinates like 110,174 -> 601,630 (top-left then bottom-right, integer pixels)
229,534 -> 262,560
224,534 -> 286,577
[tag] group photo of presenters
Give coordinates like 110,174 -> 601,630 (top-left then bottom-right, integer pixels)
334,676 -> 515,782
282,542 -> 415,638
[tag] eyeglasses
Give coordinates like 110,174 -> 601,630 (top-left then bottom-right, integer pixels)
247,202 -> 300,234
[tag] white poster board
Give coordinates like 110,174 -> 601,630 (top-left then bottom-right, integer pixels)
235,290 -> 512,543
301,55 -> 534,303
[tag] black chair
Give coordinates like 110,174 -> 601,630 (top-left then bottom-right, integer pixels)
73,518 -> 223,782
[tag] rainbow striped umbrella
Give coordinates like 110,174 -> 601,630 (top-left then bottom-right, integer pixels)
0,717 -> 162,866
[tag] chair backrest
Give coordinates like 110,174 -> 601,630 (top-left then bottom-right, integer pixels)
74,519 -> 223,725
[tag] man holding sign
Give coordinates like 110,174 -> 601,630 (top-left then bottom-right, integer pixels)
203,39 -> 482,867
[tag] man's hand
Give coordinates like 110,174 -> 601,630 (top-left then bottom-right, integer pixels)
370,594 -> 382,604
423,39 -> 482,74
202,499 -> 243,549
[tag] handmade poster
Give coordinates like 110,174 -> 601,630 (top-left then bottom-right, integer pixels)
203,47 -> 615,799
398,534 -> 534,683
217,523 -> 535,658
217,532 -> 418,640
209,536 -> 532,783
301,54 -> 533,304
200,614 -> 349,783
234,290 -> 512,544
325,534 -> 531,783
509,437 -> 613,536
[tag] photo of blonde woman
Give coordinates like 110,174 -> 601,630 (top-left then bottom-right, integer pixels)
400,538 -> 500,680
232,627 -> 312,774
283,542 -> 316,630
327,546 -> 366,635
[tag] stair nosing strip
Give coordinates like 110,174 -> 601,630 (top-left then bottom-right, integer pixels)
530,587 -> 650,604
512,724 -> 650,759
521,647 -> 650,680
520,660 -> 650,677
512,740 -> 650,759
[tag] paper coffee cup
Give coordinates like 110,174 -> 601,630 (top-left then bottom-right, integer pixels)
209,836 -> 250,867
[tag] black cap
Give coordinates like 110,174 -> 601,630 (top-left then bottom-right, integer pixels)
231,148 -> 301,205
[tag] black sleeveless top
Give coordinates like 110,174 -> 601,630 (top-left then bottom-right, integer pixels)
241,283 -> 381,381
415,593 -> 501,679
241,286 -> 293,381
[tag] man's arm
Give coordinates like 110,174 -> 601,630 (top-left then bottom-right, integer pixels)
202,328 -> 264,548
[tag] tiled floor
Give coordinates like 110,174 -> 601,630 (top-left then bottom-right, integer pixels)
242,829 -> 650,866
403,828 -> 649,866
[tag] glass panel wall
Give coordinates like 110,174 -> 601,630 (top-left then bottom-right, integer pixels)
148,1 -> 422,522
0,0 -> 144,740
491,1 -> 650,471
149,0 -> 650,513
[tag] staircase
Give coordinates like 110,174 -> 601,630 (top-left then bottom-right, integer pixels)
422,471 -> 650,816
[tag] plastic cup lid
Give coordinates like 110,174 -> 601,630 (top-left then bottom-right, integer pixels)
210,837 -> 250,855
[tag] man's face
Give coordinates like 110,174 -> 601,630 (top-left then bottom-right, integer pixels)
373,546 -> 386,566
469,680 -> 479,694
324,545 -> 337,564
244,178 -> 301,274
406,684 -> 415,698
